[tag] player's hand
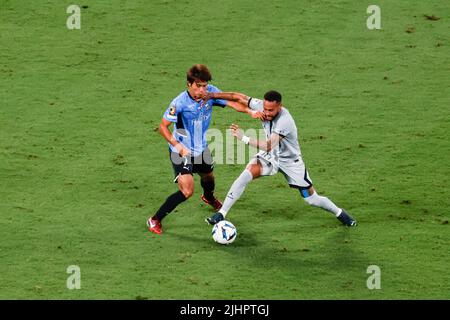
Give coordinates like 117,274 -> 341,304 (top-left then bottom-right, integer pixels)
200,91 -> 214,106
175,143 -> 190,157
230,123 -> 243,140
180,146 -> 190,157
250,110 -> 266,121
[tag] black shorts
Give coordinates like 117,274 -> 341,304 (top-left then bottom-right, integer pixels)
170,147 -> 214,182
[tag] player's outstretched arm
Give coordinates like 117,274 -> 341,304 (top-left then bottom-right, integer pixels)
206,91 -> 250,105
230,124 -> 282,152
203,91 -> 265,120
226,101 -> 266,120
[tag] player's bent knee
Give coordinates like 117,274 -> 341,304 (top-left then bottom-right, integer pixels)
246,163 -> 261,179
178,180 -> 194,199
180,188 -> 194,199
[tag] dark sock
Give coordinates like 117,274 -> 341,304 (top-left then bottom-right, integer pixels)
153,191 -> 187,221
201,179 -> 215,201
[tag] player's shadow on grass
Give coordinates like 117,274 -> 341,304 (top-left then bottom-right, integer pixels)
166,218 -> 261,247
168,227 -> 261,248
322,227 -> 370,272
222,225 -> 365,277
167,217 -> 366,278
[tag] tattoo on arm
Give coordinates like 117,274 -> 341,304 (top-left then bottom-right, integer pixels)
249,134 -> 282,152
212,92 -> 250,105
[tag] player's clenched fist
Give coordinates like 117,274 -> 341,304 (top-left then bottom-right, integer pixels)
230,123 -> 243,140
175,142 -> 190,157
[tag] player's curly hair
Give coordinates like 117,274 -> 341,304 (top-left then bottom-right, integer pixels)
264,90 -> 282,103
187,64 -> 212,84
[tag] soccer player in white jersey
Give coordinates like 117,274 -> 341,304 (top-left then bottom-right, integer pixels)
203,90 -> 357,227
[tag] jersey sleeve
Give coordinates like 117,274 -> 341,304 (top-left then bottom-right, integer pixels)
163,99 -> 181,123
248,97 -> 264,112
207,85 -> 227,108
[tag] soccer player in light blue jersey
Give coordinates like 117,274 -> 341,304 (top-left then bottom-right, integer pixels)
147,64 -> 264,234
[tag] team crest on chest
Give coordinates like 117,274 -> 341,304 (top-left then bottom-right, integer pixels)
197,102 -> 211,111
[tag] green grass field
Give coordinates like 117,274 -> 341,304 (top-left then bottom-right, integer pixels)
1,0 -> 449,299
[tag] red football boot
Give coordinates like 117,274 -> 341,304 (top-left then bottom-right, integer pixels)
147,217 -> 163,234
201,194 -> 223,211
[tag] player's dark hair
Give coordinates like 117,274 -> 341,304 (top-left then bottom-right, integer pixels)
187,64 -> 212,84
264,90 -> 282,103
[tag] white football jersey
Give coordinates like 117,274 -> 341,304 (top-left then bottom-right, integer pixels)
249,98 -> 302,162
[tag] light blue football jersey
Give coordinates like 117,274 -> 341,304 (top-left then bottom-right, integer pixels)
163,85 -> 227,157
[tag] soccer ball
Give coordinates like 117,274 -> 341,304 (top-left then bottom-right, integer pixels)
212,220 -> 237,245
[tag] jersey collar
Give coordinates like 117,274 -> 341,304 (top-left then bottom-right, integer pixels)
186,90 -> 197,102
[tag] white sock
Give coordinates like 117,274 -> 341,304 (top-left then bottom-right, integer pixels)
219,170 -> 253,217
303,192 -> 342,216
